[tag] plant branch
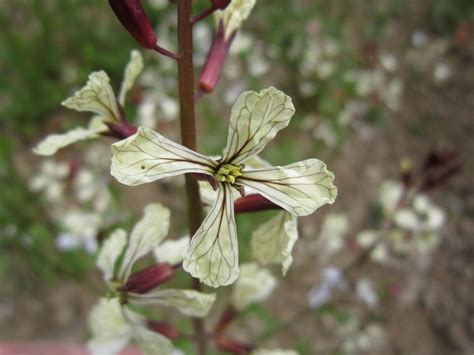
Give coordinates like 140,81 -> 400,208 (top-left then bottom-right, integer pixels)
177,1 -> 207,354
192,5 -> 218,24
153,44 -> 180,60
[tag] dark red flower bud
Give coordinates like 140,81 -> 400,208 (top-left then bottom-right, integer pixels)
216,337 -> 254,355
211,0 -> 232,9
234,194 -> 281,214
109,0 -> 158,50
420,149 -> 460,191
106,120 -> 138,140
120,263 -> 176,294
198,23 -> 236,93
147,320 -> 180,340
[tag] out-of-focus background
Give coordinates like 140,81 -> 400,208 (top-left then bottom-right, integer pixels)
0,0 -> 473,354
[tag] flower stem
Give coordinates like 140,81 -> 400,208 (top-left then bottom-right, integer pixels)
192,5 -> 218,25
177,1 -> 207,354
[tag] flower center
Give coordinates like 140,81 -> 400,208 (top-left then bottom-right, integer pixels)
214,163 -> 243,184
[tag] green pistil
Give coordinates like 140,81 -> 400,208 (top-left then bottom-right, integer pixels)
214,163 -> 243,185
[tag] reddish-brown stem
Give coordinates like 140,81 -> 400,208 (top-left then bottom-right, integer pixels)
177,1 -> 207,354
152,44 -> 180,60
192,5 -> 218,24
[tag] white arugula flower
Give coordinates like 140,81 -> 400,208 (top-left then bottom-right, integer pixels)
88,297 -> 173,355
111,87 -> 337,287
29,159 -> 69,202
97,203 -> 216,317
33,50 -> 143,156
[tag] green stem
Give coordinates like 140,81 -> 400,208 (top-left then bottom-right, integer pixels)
177,1 -> 207,354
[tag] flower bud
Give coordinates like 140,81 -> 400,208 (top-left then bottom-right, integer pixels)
147,320 -> 180,340
198,23 -> 235,93
421,149 -> 460,191
109,0 -> 158,50
234,194 -> 281,214
120,263 -> 176,294
211,0 -> 232,9
106,120 -> 138,140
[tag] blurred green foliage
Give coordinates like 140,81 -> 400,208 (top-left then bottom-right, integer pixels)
0,0 -> 138,136
428,0 -> 474,32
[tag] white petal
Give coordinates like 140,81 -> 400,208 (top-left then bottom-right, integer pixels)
119,203 -> 170,281
129,289 -> 216,317
198,180 -> 219,206
121,307 -> 173,355
231,262 -> 277,310
183,184 -> 239,287
111,127 -> 216,186
221,87 -> 295,164
244,155 -> 272,169
133,327 -> 173,355
215,0 -> 257,40
119,50 -> 144,105
87,298 -> 132,355
240,159 -> 337,216
62,71 -> 120,122
33,124 -> 107,156
97,229 -> 128,282
153,236 -> 190,265
393,209 -> 419,231
251,212 -> 298,275
378,180 -> 404,216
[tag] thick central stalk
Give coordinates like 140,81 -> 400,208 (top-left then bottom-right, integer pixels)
177,1 -> 206,354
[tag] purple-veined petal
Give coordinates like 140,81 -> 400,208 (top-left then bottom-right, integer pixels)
221,87 -> 295,164
239,159 -> 337,216
111,126 -> 216,186
183,184 -> 239,288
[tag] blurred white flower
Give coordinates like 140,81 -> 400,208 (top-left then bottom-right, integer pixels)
74,169 -> 111,213
248,45 -> 270,77
308,267 -> 347,309
313,121 -> 339,147
316,60 -> 335,79
316,213 -> 349,260
88,298 -> 173,355
413,231 -> 441,254
153,236 -> 190,265
394,195 -> 445,233
382,79 -> 403,110
356,230 -> 388,263
338,100 -> 367,127
378,180 -> 404,216
412,31 -> 428,48
341,323 -> 387,354
229,31 -> 253,55
137,96 -> 158,128
433,62 -> 452,83
193,23 -> 212,65
356,278 -> 378,308
380,52 -> 398,72
231,263 -> 277,311
29,160 -> 69,203
57,210 -> 102,253
298,81 -> 317,97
